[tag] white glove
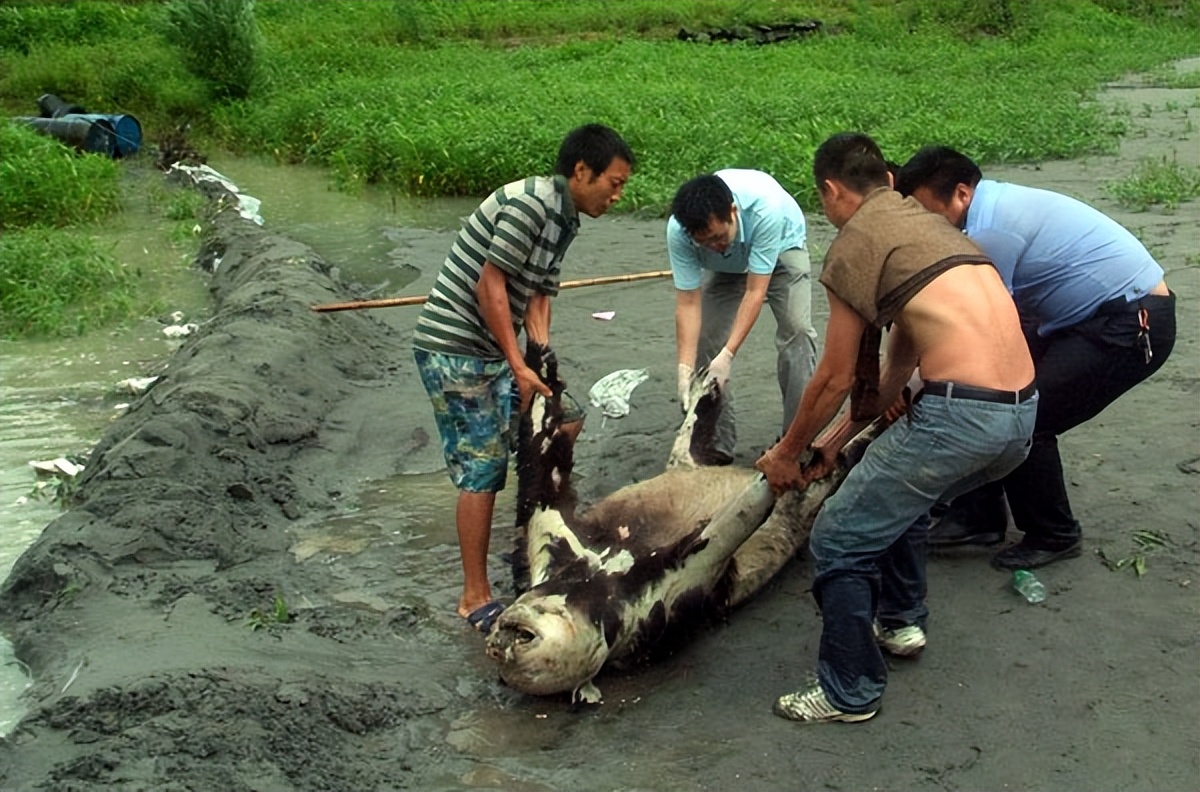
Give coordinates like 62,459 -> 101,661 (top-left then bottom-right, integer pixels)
677,363 -> 694,409
707,347 -> 734,390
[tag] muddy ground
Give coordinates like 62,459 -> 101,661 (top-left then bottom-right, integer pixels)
1,67 -> 1197,791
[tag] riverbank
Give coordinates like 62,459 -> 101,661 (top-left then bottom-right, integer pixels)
1,73 -> 1198,791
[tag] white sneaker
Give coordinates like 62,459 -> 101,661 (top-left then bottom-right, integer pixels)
874,622 -> 926,657
773,684 -> 877,724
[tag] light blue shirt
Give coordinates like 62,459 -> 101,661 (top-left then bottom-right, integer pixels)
667,169 -> 806,291
966,180 -> 1163,335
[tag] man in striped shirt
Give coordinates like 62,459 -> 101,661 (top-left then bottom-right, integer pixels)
413,124 -> 634,633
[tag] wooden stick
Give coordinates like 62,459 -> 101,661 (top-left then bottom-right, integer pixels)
311,269 -> 674,313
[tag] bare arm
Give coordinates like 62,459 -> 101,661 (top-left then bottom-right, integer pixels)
756,291 -> 866,491
525,292 -> 551,347
674,288 -> 702,367
477,262 -> 550,410
723,272 -> 771,355
808,324 -> 918,469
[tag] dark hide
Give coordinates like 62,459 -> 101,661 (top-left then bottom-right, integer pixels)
511,351 -> 733,665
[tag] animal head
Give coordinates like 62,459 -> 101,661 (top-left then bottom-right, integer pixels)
485,591 -> 608,699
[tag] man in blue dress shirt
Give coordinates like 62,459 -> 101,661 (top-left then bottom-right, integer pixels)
897,146 -> 1176,570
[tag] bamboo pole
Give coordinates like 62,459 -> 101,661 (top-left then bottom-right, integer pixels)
310,269 -> 674,313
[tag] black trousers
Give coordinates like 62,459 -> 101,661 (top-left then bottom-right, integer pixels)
953,291 -> 1176,546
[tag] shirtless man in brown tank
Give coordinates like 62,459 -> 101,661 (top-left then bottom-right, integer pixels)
755,132 -> 1037,725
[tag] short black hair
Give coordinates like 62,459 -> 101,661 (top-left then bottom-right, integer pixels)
812,132 -> 890,195
895,145 -> 982,200
554,123 -> 635,179
670,174 -> 733,235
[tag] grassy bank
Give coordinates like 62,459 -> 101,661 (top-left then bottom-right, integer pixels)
2,1 -> 1196,210
0,0 -> 1196,336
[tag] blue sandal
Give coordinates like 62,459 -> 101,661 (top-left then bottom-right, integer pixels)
465,601 -> 505,634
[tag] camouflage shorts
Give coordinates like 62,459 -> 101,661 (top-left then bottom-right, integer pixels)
413,349 -> 587,493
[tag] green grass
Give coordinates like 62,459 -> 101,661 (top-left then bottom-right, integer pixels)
0,0 -> 1196,338
209,0 -> 1197,211
1105,155 -> 1200,211
1,1 -> 1195,213
0,121 -> 145,339
0,227 -> 143,339
0,121 -> 121,228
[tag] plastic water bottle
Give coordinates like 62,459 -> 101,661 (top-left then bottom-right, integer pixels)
1012,569 -> 1046,604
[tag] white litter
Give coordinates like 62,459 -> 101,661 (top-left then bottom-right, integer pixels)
29,457 -> 84,478
592,311 -> 616,321
117,376 -> 158,395
588,368 -> 649,419
163,323 -> 199,338
168,162 -> 264,225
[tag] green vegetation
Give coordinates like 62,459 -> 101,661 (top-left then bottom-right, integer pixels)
1098,528 -> 1174,577
247,592 -> 292,630
0,121 -> 121,228
0,121 -> 144,339
164,0 -> 260,101
2,0 -> 1195,211
1104,155 -> 1200,211
206,0 -> 1200,210
0,227 -> 140,339
0,0 -> 1196,337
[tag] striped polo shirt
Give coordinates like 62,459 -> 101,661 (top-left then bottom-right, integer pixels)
412,175 -> 579,359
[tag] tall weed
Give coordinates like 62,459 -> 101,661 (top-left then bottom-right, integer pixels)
0,121 -> 121,229
163,0 -> 260,100
0,228 -> 141,339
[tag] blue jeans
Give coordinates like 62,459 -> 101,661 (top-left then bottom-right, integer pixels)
810,389 -> 1037,713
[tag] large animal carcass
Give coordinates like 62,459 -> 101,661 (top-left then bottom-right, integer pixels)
485,345 -> 881,703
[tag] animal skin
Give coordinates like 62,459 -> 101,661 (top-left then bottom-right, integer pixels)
485,345 -> 880,703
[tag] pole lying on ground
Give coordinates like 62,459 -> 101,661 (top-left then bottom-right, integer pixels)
310,270 -> 674,313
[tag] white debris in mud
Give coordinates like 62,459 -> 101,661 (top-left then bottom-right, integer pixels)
162,323 -> 199,338
28,457 -> 84,478
117,376 -> 158,395
588,368 -> 650,418
167,162 -> 264,226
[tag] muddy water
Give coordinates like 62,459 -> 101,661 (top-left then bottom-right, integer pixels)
0,156 -> 484,734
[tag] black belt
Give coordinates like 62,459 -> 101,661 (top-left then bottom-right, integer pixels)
920,380 -> 1037,404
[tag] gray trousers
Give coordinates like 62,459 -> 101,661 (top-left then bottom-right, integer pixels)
699,247 -> 818,457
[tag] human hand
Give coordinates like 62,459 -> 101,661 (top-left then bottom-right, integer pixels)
882,396 -> 907,425
677,363 -> 694,412
755,446 -> 806,494
513,364 -> 552,413
706,347 -> 734,391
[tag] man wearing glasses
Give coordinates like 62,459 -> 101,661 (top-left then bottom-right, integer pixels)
668,169 -> 818,465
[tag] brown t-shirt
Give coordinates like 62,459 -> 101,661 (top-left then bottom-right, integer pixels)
819,187 -> 992,418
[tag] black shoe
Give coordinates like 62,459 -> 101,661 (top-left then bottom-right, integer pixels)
926,513 -> 1003,544
927,489 -> 1007,547
990,539 -> 1082,570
